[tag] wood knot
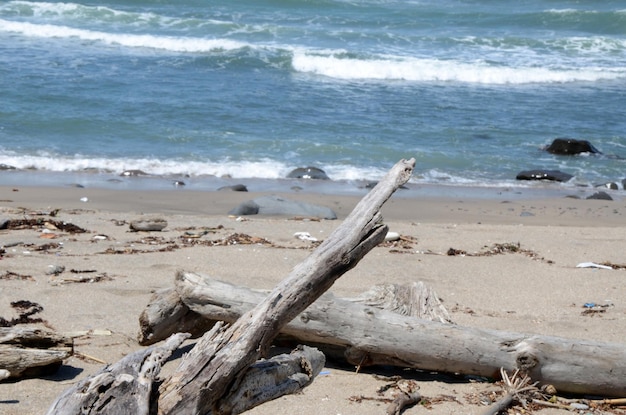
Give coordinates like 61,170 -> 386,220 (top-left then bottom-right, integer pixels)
516,351 -> 539,370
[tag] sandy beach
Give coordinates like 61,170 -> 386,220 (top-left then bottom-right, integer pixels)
1,183 -> 625,414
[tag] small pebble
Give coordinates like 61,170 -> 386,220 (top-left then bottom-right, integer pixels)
130,218 -> 168,232
45,265 -> 65,276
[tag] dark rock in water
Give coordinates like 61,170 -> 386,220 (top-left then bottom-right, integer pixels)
218,184 -> 248,192
173,180 -> 186,187
544,138 -> 601,155
286,167 -> 330,180
596,179 -> 626,191
228,195 -> 337,219
130,218 -> 168,231
0,218 -> 9,229
0,164 -> 16,170
599,182 -> 619,190
516,170 -> 573,182
586,191 -> 613,201
120,169 -> 149,177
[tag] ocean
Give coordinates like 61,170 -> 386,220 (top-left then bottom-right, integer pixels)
1,0 -> 625,195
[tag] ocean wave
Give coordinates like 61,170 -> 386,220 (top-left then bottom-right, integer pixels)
2,1 -> 178,27
0,152 -> 392,182
0,19 -> 249,52
291,52 -> 625,84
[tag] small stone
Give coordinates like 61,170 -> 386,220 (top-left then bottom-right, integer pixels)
130,218 -> 168,232
586,191 -> 613,201
218,184 -> 248,192
46,265 -> 65,276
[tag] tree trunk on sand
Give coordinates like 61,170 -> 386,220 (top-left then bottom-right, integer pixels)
47,158 -> 416,415
142,273 -> 626,398
137,279 -> 452,346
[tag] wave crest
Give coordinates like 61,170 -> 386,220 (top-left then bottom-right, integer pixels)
291,52 -> 625,84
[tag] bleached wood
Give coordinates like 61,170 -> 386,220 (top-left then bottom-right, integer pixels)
46,332 -> 190,415
157,158 -> 415,414
137,287 -> 213,345
47,158 -> 415,415
215,345 -> 325,415
0,327 -> 73,379
171,273 -> 626,397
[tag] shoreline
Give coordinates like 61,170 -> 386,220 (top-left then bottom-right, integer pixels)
2,179 -> 624,226
1,166 -> 622,201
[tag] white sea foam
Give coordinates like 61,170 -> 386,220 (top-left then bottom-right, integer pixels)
0,19 -> 248,52
4,1 -> 160,24
291,52 -> 625,84
0,152 -> 392,182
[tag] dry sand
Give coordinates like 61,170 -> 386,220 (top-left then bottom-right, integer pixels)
1,184 -> 625,414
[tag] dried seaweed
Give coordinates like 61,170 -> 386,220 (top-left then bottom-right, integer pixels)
6,219 -> 87,234
599,262 -> 626,270
208,233 -> 273,246
0,300 -> 44,327
0,270 -> 34,281
32,242 -> 62,252
381,235 -> 419,254
50,273 -> 113,284
445,242 -> 548,262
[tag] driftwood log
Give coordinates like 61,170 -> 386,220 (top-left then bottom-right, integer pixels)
140,273 -> 626,397
0,326 -> 73,380
138,280 -> 452,346
46,332 -> 324,415
47,157 -> 416,414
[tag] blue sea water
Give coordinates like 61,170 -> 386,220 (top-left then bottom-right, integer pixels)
1,0 -> 625,193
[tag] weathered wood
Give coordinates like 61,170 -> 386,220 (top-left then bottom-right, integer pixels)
169,273 -> 626,397
157,158 -> 416,414
0,326 -> 73,379
47,330 -> 324,415
46,332 -> 190,415
137,279 -> 451,346
215,345 -> 325,415
349,280 -> 452,323
47,158 -> 415,415
137,287 -> 214,345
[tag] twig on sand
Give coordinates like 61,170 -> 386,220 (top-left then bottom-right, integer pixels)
481,368 -> 539,415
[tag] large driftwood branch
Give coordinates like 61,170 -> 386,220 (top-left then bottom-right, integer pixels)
152,274 -> 626,397
137,279 -> 451,346
157,158 -> 415,414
